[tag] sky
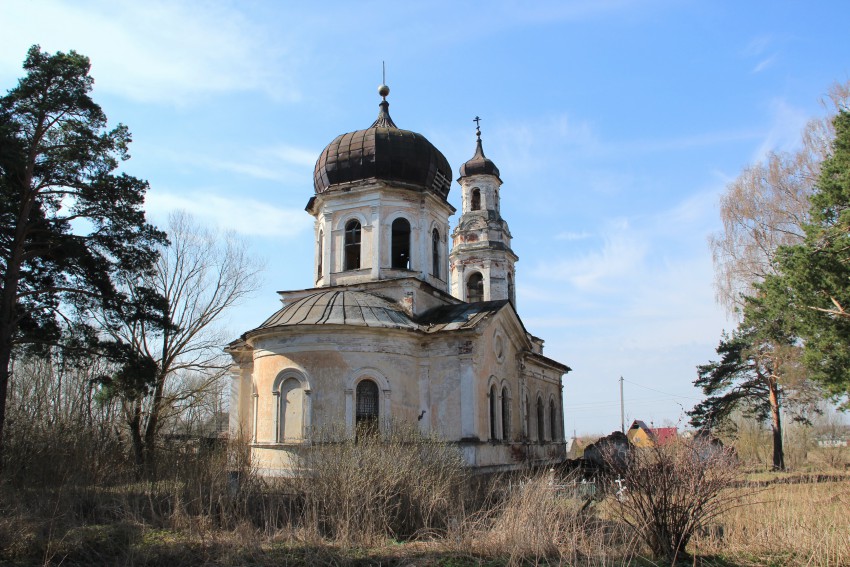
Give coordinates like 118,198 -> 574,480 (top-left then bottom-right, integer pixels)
2,0 -> 849,436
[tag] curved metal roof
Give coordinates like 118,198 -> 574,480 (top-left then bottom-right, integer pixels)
258,289 -> 418,330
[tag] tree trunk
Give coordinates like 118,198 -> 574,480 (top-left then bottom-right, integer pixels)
128,400 -> 145,473
142,372 -> 167,478
0,260 -> 22,460
0,346 -> 11,461
768,377 -> 785,470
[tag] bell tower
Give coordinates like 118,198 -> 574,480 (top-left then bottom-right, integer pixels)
450,120 -> 518,306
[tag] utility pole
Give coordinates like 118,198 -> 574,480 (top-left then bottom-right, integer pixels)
620,376 -> 625,434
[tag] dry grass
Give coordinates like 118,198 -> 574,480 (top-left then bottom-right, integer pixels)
2,356 -> 849,567
692,479 -> 850,566
444,474 -> 639,566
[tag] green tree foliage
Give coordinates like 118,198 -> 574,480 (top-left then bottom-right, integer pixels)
689,317 -> 816,470
763,110 -> 850,406
0,46 -> 166,454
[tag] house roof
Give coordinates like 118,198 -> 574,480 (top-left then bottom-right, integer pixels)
650,427 -> 678,445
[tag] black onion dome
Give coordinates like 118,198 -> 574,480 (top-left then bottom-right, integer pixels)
459,131 -> 500,179
313,97 -> 452,200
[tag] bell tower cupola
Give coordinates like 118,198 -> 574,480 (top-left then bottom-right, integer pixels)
450,120 -> 518,306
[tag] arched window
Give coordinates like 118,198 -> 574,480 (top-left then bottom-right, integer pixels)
391,218 -> 411,269
277,378 -> 303,442
471,188 -> 481,211
501,386 -> 510,440
549,398 -> 558,442
431,228 -> 440,278
537,396 -> 545,443
467,272 -> 484,303
317,230 -> 323,278
356,379 -> 380,437
524,393 -> 530,438
489,384 -> 498,440
507,272 -> 514,305
344,220 -> 361,270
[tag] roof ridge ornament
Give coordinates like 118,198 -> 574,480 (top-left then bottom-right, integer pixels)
371,85 -> 397,128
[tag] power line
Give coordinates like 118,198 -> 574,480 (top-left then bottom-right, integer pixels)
622,378 -> 703,401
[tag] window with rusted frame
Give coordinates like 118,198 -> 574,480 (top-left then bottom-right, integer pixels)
356,379 -> 379,438
344,220 -> 361,270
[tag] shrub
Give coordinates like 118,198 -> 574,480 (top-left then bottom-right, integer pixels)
293,421 -> 468,544
605,438 -> 742,563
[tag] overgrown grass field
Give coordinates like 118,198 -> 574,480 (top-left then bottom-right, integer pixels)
1,435 -> 848,566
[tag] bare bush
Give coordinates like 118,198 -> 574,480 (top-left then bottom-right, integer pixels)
293,421 -> 469,544
605,438 -> 743,563
2,353 -> 129,487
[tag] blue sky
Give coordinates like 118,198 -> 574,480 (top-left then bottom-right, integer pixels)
2,0 -> 849,435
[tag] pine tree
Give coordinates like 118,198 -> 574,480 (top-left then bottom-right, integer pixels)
767,110 -> 850,406
0,46 -> 166,455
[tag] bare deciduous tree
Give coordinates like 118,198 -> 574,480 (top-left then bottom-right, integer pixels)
710,82 -> 850,315
104,211 -> 263,472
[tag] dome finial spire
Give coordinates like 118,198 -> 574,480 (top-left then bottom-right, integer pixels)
459,115 -> 500,179
373,61 -> 396,128
472,116 -> 485,159
378,61 -> 390,101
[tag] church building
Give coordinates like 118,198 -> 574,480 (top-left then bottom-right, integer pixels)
228,85 -> 570,475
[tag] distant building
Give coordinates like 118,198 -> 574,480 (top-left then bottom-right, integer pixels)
626,420 -> 678,447
817,436 -> 849,448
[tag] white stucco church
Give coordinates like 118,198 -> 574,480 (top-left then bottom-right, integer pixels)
228,85 -> 570,475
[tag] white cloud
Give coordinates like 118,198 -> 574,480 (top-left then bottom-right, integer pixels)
743,35 -> 772,57
264,145 -> 319,168
752,56 -> 777,74
0,0 -> 297,105
145,190 -> 312,237
555,230 -> 593,241
751,98 -> 810,162
154,145 -> 318,183
543,220 -> 649,292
